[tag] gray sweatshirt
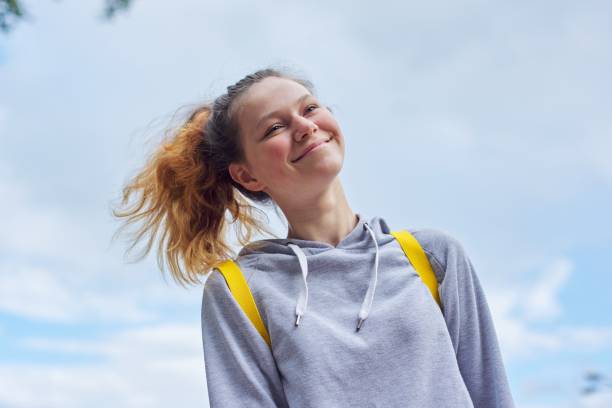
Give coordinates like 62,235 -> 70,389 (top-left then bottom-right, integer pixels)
201,213 -> 515,407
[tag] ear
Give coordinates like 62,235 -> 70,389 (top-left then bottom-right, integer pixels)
228,162 -> 266,192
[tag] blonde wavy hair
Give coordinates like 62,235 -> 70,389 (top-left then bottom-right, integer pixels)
111,68 -> 316,285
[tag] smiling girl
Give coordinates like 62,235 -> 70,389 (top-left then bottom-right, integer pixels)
113,68 -> 515,407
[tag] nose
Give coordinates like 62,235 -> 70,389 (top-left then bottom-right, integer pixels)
293,115 -> 318,142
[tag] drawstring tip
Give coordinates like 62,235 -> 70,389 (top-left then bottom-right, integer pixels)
295,314 -> 301,326
356,318 -> 365,331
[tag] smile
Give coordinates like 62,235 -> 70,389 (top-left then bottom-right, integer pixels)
292,137 -> 332,163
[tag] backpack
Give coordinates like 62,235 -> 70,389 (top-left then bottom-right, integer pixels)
213,229 -> 441,348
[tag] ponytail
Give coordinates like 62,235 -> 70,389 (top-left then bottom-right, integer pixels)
111,67 -> 316,285
111,104 -> 273,285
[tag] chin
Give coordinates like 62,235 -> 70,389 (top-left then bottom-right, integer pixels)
307,156 -> 343,181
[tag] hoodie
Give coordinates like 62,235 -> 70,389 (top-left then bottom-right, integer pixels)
201,213 -> 515,408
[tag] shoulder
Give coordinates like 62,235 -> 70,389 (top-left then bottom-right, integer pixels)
203,267 -> 227,293
201,261 -> 260,323
201,267 -> 230,312
404,228 -> 471,281
407,228 -> 467,260
201,258 -> 262,302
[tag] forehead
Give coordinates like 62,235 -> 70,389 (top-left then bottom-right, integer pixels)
235,77 -> 312,137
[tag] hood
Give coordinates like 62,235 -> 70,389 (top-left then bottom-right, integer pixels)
237,213 -> 396,331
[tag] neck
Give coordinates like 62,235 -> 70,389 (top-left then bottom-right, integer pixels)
281,178 -> 357,247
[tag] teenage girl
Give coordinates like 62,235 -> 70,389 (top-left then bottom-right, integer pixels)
113,68 -> 516,407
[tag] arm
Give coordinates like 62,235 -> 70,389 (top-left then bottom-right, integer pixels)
201,270 -> 288,408
415,229 -> 516,408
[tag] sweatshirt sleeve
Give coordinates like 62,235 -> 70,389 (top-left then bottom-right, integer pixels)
414,229 -> 516,408
201,269 -> 289,408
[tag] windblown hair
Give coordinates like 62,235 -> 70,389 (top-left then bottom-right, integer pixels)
112,67 -> 316,285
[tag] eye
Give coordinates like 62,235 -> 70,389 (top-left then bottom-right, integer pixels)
265,123 -> 283,137
304,104 -> 319,114
263,104 -> 318,138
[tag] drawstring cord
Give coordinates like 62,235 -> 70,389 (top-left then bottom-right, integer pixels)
357,222 -> 380,331
286,221 -> 380,332
288,243 -> 309,326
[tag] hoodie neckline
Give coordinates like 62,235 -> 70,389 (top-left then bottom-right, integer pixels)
238,213 -> 394,258
259,213 -> 367,250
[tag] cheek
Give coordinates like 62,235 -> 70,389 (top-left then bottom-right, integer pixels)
315,113 -> 342,138
264,139 -> 291,163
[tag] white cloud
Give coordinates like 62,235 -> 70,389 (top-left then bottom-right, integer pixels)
497,320 -> 612,360
523,258 -> 572,321
580,391 -> 612,408
0,162 -> 203,323
22,324 -> 202,360
0,164 -> 157,323
0,261 -> 153,323
487,257 -> 612,361
563,327 -> 612,351
0,263 -> 75,321
494,313 -> 561,359
0,323 -> 207,408
521,393 -> 612,408
0,166 -> 102,268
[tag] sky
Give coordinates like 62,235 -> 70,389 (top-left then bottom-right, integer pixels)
0,0 -> 611,407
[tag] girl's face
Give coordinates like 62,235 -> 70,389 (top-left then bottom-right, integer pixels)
229,77 -> 345,204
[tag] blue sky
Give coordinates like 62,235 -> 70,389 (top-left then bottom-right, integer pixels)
1,0 -> 611,406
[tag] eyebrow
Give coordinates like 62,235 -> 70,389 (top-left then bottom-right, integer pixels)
255,93 -> 314,131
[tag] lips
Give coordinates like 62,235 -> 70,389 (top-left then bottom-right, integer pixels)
292,137 -> 332,163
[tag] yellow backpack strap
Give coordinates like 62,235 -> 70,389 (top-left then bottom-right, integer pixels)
390,230 -> 442,309
215,259 -> 272,348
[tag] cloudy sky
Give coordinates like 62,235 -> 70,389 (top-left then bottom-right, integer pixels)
1,0 -> 611,407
